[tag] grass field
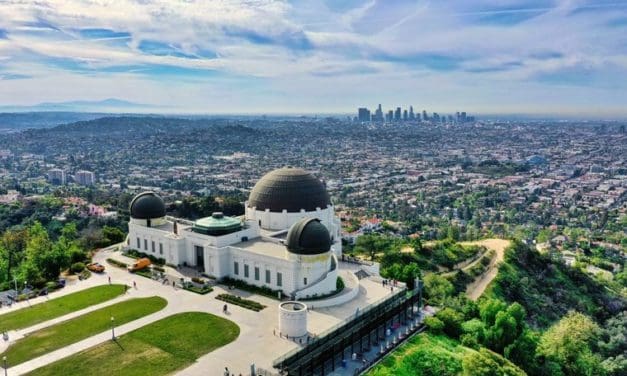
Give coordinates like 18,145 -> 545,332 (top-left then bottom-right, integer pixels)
0,284 -> 127,332
27,312 -> 240,376
2,296 -> 167,365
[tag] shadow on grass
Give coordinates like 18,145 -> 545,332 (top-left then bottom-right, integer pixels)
112,339 -> 125,351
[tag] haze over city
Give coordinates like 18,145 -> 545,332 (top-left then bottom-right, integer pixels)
1,0 -> 627,117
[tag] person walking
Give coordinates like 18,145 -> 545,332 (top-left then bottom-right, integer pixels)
108,276 -> 111,284
133,281 -> 137,289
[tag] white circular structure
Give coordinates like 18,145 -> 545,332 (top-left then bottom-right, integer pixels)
279,301 -> 308,338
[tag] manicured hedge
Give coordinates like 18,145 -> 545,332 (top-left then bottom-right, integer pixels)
220,277 -> 282,300
124,249 -> 165,265
106,258 -> 128,268
216,293 -> 265,311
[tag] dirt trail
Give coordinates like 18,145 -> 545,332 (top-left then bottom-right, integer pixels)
460,239 -> 510,300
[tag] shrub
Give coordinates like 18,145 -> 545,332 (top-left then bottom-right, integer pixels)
184,285 -> 213,295
436,307 -> 465,338
123,249 -> 165,265
216,293 -> 265,311
79,269 -> 91,280
220,277 -> 282,299
424,316 -> 445,334
152,265 -> 165,273
191,277 -> 205,284
71,262 -> 86,274
106,258 -> 127,268
336,276 -> 345,290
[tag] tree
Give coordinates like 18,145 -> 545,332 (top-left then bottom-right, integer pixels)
0,228 -> 28,282
423,273 -> 454,306
504,330 -> 540,376
424,316 -> 445,334
479,298 -> 507,326
462,348 -> 526,376
537,311 -> 605,376
436,307 -> 464,338
102,226 -> 125,245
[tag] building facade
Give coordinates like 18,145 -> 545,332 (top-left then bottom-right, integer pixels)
126,167 -> 341,299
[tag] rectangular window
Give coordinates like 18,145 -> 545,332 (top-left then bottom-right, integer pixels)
304,277 -> 308,285
244,264 -> 249,278
265,270 -> 271,284
254,267 -> 260,281
277,272 -> 282,287
151,241 -> 155,253
144,239 -> 148,250
159,243 -> 163,255
234,262 -> 239,275
136,237 -> 140,248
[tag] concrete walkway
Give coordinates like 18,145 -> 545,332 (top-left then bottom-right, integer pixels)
2,246 -> 394,376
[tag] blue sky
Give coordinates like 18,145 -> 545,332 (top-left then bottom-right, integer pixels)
0,0 -> 626,117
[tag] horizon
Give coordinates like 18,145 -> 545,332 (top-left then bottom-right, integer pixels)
1,1 -> 627,116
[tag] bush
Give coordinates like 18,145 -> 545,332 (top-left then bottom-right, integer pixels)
336,276 -> 345,290
191,277 -> 205,284
106,258 -> 127,268
216,293 -> 265,311
184,284 -> 213,295
71,262 -> 86,274
152,265 -> 165,273
124,249 -> 165,265
220,277 -> 282,299
79,269 -> 91,280
424,316 -> 445,334
436,307 -> 465,338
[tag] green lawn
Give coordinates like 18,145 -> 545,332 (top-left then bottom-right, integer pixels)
2,296 -> 167,366
27,312 -> 240,376
0,284 -> 127,332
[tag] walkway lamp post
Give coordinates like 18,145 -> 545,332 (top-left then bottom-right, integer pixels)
3,355 -> 7,376
111,316 -> 116,340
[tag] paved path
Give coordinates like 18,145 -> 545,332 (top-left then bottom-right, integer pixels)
461,239 -> 510,300
2,247 -> 393,376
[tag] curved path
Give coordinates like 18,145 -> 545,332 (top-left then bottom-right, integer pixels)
460,239 -> 510,300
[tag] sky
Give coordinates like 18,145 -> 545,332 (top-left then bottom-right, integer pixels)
0,0 -> 627,117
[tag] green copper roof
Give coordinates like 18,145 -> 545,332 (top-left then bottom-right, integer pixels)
192,212 -> 241,236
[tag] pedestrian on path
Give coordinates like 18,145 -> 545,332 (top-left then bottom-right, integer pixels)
133,281 -> 137,289
108,276 -> 111,284
224,367 -> 229,376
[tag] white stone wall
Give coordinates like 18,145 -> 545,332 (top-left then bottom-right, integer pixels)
128,217 -> 336,297
245,204 -> 343,257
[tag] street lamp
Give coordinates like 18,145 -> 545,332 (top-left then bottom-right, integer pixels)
110,316 -> 116,340
3,355 -> 7,376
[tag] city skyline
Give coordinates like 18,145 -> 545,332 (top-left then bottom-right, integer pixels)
1,1 -> 627,117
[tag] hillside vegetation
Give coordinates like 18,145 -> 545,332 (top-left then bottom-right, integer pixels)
367,333 -> 525,376
486,240 -> 625,328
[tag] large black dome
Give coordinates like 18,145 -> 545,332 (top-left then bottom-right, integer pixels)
285,218 -> 332,255
130,192 -> 166,219
248,167 -> 331,212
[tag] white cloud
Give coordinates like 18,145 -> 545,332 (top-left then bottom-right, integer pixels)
0,0 -> 625,116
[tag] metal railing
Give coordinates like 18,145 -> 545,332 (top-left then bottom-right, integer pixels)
273,285 -> 414,367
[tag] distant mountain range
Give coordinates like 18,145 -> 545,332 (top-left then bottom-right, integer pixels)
0,98 -> 158,113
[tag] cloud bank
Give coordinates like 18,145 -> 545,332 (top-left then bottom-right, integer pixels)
0,0 -> 626,116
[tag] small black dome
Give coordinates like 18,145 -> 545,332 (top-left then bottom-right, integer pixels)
285,218 -> 332,255
130,192 -> 166,219
248,167 -> 331,212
